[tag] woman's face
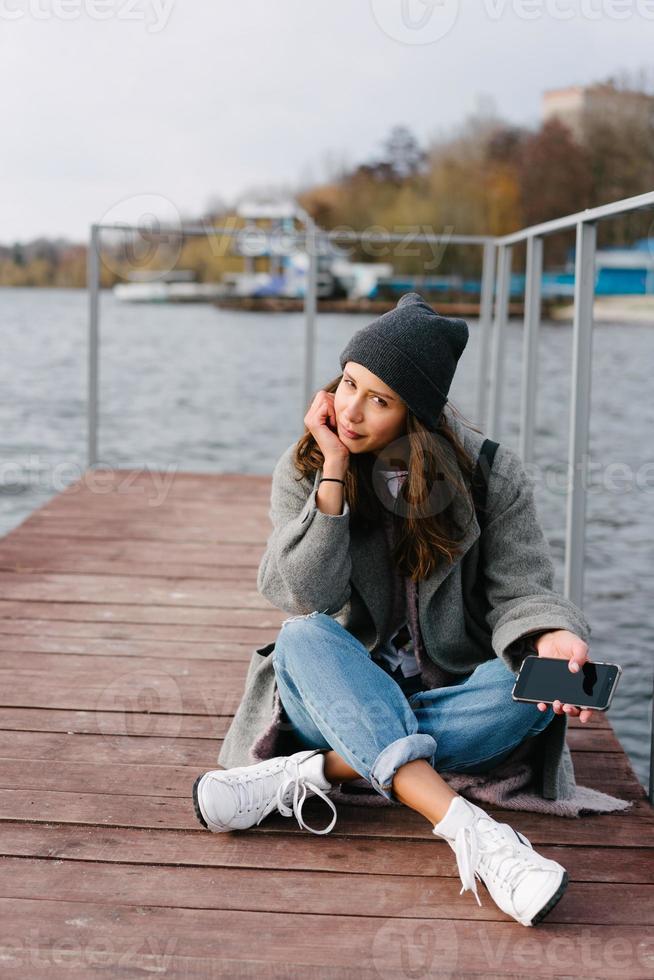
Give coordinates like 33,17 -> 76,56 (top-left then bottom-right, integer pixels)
334,361 -> 408,464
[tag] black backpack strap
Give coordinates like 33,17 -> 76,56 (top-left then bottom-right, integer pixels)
471,438 -> 499,533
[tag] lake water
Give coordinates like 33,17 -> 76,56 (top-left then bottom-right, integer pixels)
1,286 -> 653,793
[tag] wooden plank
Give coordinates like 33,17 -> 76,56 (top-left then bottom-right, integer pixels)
0,535 -> 266,579
1,789 -> 651,846
0,611 -> 276,632
0,899 -> 652,978
1,856 -> 653,925
0,730 -> 227,766
0,613 -> 280,643
45,490 -> 271,509
0,573 -> 272,606
0,707 -> 229,739
0,707 -> 610,745
0,597 -> 278,623
10,515 -> 272,542
0,752 -> 641,805
0,534 -> 267,560
0,634 -> 260,661
0,727 -> 628,769
2,823 -> 652,884
0,651 -> 255,677
0,683 -> 241,717
0,556 -> 263,581
0,662 -> 250,718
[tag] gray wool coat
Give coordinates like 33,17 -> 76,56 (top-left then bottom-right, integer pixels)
218,406 -> 592,801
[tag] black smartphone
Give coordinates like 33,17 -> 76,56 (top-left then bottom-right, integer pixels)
512,655 -> 622,711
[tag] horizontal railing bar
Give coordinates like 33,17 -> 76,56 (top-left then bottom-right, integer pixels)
306,231 -> 494,245
496,189 -> 654,246
92,222 -> 493,247
95,191 -> 654,250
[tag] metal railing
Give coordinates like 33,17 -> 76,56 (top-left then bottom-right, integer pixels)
489,191 -> 654,807
87,188 -> 654,803
87,219 -> 494,465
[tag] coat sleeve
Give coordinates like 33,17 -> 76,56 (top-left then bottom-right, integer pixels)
256,443 -> 352,616
481,443 -> 592,675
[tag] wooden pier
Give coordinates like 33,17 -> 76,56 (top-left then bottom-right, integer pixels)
0,468 -> 652,977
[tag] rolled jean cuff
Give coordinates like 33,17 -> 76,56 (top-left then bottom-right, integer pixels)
369,733 -> 438,802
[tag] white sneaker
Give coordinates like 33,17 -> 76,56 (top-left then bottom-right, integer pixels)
432,796 -> 569,927
193,748 -> 337,835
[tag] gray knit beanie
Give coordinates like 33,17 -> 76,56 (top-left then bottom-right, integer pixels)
338,292 -> 469,431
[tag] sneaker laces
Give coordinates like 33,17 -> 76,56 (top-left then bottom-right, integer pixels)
452,818 -> 537,908
226,757 -> 337,835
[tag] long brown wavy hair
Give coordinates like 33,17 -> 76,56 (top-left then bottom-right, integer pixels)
292,373 -> 483,584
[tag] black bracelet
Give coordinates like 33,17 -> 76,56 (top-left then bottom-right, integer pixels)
319,477 -> 345,485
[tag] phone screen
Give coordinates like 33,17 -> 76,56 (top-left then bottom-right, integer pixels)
513,656 -> 619,710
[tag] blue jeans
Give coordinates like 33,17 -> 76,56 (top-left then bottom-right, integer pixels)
272,611 -> 556,803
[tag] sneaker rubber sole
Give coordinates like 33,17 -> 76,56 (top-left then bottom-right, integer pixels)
529,869 -> 569,926
192,774 -> 209,830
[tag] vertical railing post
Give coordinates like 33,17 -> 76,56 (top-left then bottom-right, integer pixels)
303,217 -> 318,420
487,244 -> 512,441
476,241 -> 496,430
87,224 -> 100,469
564,220 -> 596,607
520,235 -> 543,465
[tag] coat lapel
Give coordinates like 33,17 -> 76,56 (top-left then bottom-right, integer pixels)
350,525 -> 393,647
419,491 -> 481,608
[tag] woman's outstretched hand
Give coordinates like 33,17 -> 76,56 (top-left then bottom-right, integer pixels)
534,629 -> 595,724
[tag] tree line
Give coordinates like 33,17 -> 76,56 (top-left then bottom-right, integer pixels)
3,72 -> 653,288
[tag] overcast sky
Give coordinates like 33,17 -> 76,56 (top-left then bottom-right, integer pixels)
2,0 -> 653,243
